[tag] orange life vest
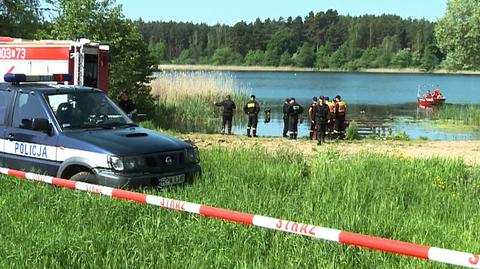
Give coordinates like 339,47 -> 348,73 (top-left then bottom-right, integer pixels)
337,101 -> 346,113
327,101 -> 335,113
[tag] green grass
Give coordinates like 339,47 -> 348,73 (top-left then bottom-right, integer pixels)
435,104 -> 480,126
1,148 -> 479,268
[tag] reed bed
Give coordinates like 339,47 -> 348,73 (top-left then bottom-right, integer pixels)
435,104 -> 480,126
149,71 -> 249,133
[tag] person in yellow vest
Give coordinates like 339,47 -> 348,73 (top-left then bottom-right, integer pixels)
334,95 -> 347,134
243,95 -> 260,137
325,96 -> 335,134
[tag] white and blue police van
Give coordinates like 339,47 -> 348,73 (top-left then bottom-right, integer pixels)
0,73 -> 200,188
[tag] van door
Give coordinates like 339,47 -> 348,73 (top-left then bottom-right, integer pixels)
0,89 -> 15,168
3,91 -> 60,175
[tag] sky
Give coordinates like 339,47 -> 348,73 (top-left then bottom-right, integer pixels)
116,0 -> 447,25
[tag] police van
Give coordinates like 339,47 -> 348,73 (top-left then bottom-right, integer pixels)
0,73 -> 201,188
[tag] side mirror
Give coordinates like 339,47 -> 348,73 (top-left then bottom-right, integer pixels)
128,113 -> 147,122
32,118 -> 52,135
129,112 -> 138,122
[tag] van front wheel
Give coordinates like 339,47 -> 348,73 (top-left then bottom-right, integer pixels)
70,171 -> 97,184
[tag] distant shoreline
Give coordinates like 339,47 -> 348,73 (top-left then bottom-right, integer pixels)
157,64 -> 480,75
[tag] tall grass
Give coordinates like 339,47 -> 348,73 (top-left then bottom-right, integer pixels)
1,148 -> 479,268
149,71 -> 249,133
435,104 -> 480,126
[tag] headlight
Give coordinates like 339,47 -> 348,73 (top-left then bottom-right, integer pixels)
124,158 -> 136,170
123,157 -> 146,170
185,147 -> 198,163
109,156 -> 145,172
108,156 -> 124,171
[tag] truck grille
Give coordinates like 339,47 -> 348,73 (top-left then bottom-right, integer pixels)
143,151 -> 185,172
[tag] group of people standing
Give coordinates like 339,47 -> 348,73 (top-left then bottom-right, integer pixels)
214,94 -> 346,142
305,95 -> 346,144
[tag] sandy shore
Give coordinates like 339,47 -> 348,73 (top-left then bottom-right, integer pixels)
179,133 -> 480,166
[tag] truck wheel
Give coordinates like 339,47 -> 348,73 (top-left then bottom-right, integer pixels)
70,171 -> 97,184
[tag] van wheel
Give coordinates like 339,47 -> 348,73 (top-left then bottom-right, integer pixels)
70,171 -> 97,184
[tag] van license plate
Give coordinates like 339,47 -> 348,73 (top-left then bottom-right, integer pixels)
159,174 -> 185,186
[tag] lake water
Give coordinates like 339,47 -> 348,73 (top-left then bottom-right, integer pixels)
222,71 -> 480,140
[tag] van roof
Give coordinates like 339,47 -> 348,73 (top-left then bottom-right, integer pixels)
0,82 -> 103,94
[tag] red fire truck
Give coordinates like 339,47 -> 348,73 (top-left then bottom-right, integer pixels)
0,37 -> 110,93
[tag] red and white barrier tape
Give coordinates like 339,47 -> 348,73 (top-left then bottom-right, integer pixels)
0,167 -> 478,268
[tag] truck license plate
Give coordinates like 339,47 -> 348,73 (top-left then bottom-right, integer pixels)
159,174 -> 185,187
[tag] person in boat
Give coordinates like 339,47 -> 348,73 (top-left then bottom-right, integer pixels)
424,90 -> 433,99
433,87 -> 441,99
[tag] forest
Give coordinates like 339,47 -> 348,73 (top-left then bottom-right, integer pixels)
136,10 -> 443,70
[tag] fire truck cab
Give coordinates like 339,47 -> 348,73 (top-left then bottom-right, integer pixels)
0,37 -> 110,94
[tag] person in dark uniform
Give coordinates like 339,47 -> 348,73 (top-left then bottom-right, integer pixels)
315,96 -> 330,145
334,95 -> 347,135
118,92 -> 136,114
287,97 -> 304,140
282,98 -> 290,137
214,95 -> 236,135
325,96 -> 335,134
308,96 -> 318,140
243,95 -> 260,137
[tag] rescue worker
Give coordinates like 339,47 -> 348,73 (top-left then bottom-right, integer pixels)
325,96 -> 335,134
433,86 -> 441,99
334,95 -> 347,135
282,98 -> 290,137
118,92 -> 137,114
287,97 -> 304,140
315,96 -> 330,145
308,97 -> 318,140
425,90 -> 433,99
214,95 -> 236,135
243,95 -> 260,137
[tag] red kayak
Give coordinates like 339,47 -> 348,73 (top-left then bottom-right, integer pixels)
417,96 -> 446,107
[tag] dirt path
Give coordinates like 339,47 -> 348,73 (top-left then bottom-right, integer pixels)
179,134 -> 480,166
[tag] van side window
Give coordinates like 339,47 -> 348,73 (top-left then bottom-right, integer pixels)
0,90 -> 14,126
12,92 -> 49,130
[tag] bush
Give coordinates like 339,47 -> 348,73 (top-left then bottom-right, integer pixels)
293,43 -> 315,67
345,120 -> 360,140
279,51 -> 293,66
211,47 -> 243,65
315,45 -> 332,69
244,50 -> 265,66
388,131 -> 410,141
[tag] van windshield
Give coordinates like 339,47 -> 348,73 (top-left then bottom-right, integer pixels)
45,91 -> 136,130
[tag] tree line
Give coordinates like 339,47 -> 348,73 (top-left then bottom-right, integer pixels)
1,0 -> 479,101
136,11 -> 444,70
